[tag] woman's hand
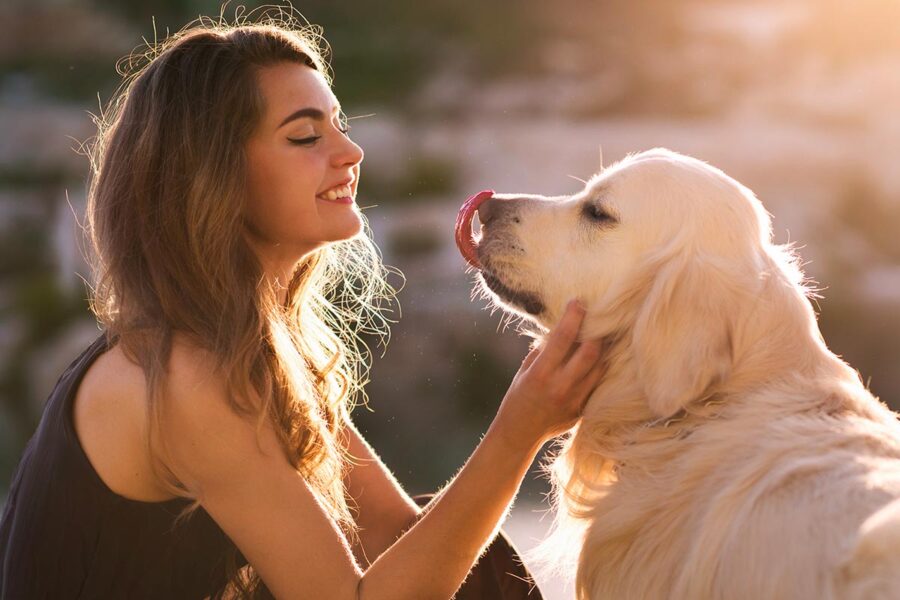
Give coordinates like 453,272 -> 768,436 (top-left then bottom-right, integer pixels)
492,300 -> 605,451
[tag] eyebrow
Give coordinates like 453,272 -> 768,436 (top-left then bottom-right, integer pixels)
277,106 -> 341,129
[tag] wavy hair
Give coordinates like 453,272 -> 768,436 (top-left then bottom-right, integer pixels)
83,6 -> 396,598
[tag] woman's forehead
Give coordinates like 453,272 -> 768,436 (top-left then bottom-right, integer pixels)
257,63 -> 339,125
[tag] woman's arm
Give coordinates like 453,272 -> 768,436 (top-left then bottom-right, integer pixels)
160,301 -> 602,600
341,420 -> 420,565
358,301 -> 604,599
357,416 -> 541,599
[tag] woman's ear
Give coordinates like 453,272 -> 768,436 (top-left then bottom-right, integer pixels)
630,254 -> 739,418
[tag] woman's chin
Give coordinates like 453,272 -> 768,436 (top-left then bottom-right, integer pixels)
324,212 -> 364,244
341,210 -> 364,234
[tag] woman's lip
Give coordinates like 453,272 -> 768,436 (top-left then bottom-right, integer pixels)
317,194 -> 355,204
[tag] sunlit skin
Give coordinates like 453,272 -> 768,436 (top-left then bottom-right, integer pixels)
244,62 -> 364,296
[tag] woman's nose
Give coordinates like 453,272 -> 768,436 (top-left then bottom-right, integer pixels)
334,134 -> 364,168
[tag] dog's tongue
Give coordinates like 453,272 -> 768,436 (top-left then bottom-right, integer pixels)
455,190 -> 494,269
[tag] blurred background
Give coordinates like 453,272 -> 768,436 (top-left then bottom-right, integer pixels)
1,0 -> 898,597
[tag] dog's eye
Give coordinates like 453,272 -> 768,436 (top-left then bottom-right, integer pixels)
582,203 -> 617,225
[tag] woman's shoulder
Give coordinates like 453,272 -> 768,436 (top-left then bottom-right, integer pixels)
72,332 -> 237,501
155,334 -> 275,494
73,339 -> 172,501
75,331 -> 268,499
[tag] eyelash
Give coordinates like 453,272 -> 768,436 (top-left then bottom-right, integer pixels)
287,125 -> 352,146
288,136 -> 321,146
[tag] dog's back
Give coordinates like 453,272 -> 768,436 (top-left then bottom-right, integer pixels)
837,496 -> 900,600
568,400 -> 900,600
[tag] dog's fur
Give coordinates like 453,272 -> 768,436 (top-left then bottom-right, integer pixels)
473,149 -> 900,599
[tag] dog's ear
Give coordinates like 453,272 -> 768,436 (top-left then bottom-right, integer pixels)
631,254 -> 740,418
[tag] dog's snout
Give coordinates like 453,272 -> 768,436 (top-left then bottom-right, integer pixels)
477,197 -> 518,226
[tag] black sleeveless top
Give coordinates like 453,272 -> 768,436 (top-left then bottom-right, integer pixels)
0,334 -> 244,599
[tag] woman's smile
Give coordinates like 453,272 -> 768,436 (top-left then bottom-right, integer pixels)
317,182 -> 355,204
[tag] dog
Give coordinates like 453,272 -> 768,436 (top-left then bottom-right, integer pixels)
455,148 -> 900,599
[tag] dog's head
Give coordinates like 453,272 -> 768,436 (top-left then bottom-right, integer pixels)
457,148 -> 803,417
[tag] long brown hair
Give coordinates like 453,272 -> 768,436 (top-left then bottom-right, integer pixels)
84,7 -> 395,597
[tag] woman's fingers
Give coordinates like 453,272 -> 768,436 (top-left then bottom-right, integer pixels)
556,341 -> 604,414
496,302 -> 605,445
532,301 -> 584,372
560,340 -> 602,385
520,344 -> 542,371
570,359 -> 607,406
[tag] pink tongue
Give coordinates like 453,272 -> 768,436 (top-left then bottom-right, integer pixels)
455,190 -> 494,269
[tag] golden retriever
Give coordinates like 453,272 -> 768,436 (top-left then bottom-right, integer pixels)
455,148 -> 900,599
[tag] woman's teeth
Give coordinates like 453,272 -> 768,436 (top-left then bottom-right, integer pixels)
321,185 -> 352,201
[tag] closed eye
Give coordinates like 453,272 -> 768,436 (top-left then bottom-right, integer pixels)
288,135 -> 321,146
582,202 -> 618,225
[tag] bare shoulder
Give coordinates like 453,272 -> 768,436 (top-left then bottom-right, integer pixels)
73,339 -> 172,501
77,336 -> 363,597
72,334 -> 257,502
165,338 -> 363,598
159,334 -> 283,497
165,333 -> 225,393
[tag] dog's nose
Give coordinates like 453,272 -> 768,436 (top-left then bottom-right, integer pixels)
477,197 -> 515,226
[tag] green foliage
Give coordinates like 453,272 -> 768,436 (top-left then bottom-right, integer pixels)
452,342 -> 513,426
388,228 -> 442,259
359,154 -> 460,207
0,164 -> 78,191
0,183 -> 90,485
0,271 -> 88,475
395,155 -> 459,198
0,217 -> 52,280
79,0 -> 546,108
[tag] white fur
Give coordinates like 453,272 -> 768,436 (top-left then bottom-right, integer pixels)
475,148 -> 900,599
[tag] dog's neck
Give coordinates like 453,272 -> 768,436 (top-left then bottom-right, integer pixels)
545,258 -> 881,518
576,301 -> 867,461
549,330 -> 869,530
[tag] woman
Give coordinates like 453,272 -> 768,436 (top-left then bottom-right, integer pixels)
0,11 -> 604,599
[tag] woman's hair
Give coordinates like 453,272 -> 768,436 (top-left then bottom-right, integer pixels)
84,6 -> 396,598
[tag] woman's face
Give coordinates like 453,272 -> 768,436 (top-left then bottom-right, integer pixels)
244,62 -> 364,269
